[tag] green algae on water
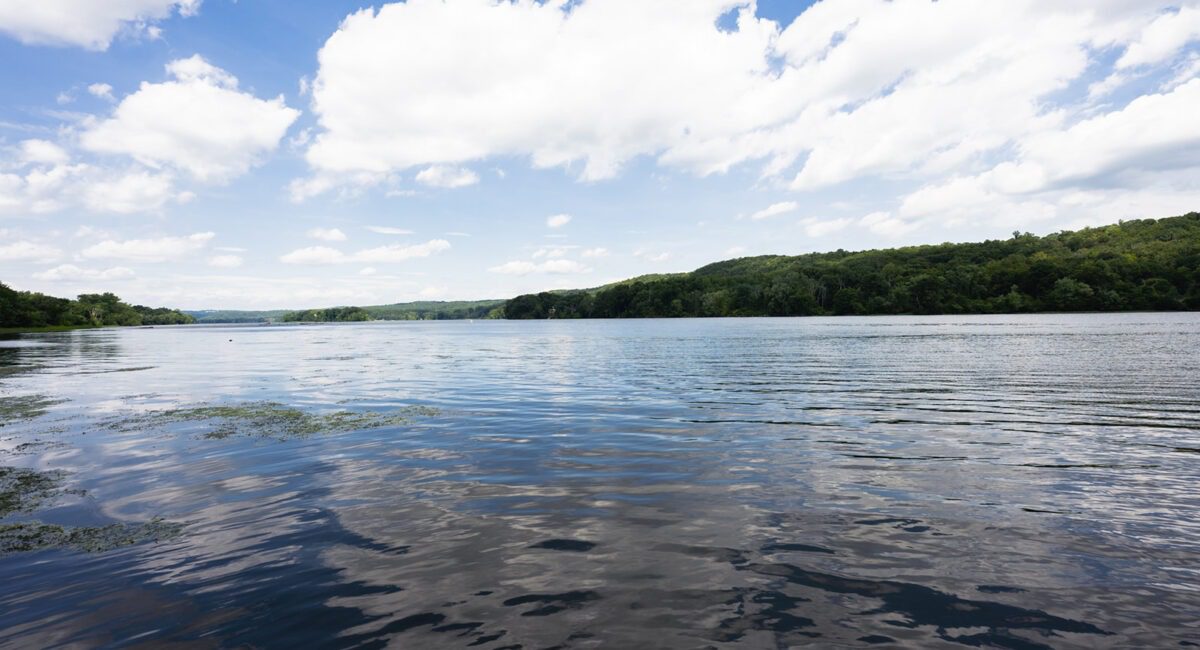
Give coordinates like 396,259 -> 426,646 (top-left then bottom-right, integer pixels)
0,466 -> 80,517
0,394 -> 66,426
103,401 -> 440,441
0,518 -> 185,555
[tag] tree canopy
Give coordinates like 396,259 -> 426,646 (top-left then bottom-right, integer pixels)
0,285 -> 195,329
505,212 -> 1200,319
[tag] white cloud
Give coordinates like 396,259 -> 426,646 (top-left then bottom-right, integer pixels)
581,247 -> 609,258
0,241 -> 62,263
1116,6 -> 1200,69
293,0 -> 1200,220
81,55 -> 299,183
635,250 -> 671,263
207,254 -> 243,268
366,226 -> 414,235
82,170 -> 182,213
279,246 -> 344,265
532,245 -> 572,259
800,216 -> 853,238
20,139 -> 69,165
301,0 -> 780,190
0,0 -> 200,50
307,227 -> 347,242
859,211 -> 917,238
418,286 -> 447,298
902,77 -> 1200,225
747,201 -> 798,221
359,267 -> 377,276
354,240 -> 451,263
725,245 -> 747,257
87,82 -> 115,101
32,264 -> 134,281
488,259 -> 590,276
279,239 -> 451,265
546,213 -> 572,228
414,165 -> 479,189
81,231 -> 214,263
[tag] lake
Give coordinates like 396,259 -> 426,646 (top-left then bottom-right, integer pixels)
1,314 -> 1198,648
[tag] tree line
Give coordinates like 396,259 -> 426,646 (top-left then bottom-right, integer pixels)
505,212 -> 1200,319
0,284 -> 195,328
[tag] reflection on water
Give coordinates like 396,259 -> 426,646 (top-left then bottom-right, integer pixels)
1,314 -> 1199,648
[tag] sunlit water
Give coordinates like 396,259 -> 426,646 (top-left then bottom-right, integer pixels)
1,314 -> 1198,648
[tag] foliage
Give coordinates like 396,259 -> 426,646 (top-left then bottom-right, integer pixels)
505,212 -> 1200,318
0,285 -> 194,329
281,306 -> 372,322
195,300 -> 505,323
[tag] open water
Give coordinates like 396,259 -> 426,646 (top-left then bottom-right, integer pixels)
1,314 -> 1198,648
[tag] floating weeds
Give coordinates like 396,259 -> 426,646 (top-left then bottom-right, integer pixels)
0,466 -> 80,517
0,519 -> 184,555
0,465 -> 183,556
6,440 -> 70,456
103,401 -> 440,441
0,394 -> 66,426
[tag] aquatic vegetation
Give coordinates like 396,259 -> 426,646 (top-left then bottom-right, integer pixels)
0,465 -> 183,556
0,394 -> 65,426
0,519 -> 184,555
5,440 -> 69,456
103,401 -> 440,441
0,466 -> 78,517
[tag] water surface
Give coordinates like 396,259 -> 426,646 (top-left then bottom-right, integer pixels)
1,314 -> 1198,648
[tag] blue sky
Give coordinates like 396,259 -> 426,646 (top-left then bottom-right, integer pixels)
1,0 -> 1198,309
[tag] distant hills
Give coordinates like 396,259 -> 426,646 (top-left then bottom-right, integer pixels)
9,213 -> 1198,328
506,212 -> 1200,318
187,299 -> 504,323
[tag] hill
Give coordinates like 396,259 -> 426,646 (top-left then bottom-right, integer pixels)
0,285 -> 194,330
504,212 -> 1200,318
189,299 -> 505,323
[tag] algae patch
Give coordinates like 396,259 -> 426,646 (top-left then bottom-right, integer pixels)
0,394 -> 66,426
104,401 -> 439,441
0,519 -> 184,555
0,465 -> 183,556
0,466 -> 79,517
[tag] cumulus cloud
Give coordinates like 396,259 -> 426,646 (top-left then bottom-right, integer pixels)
900,78 -> 1200,227
0,0 -> 200,50
414,165 -> 479,188
87,83 -> 115,101
20,139 -> 69,165
32,264 -> 134,281
81,55 -> 299,183
635,250 -> 671,263
859,211 -> 917,238
747,201 -> 798,221
293,0 -> 1200,223
279,239 -> 451,265
207,254 -> 243,268
366,226 -> 414,235
82,170 -> 182,213
546,213 -> 572,228
307,227 -> 347,242
0,241 -> 62,263
81,232 -> 215,263
1,57 -> 296,216
581,247 -> 609,258
800,216 -> 853,238
488,259 -> 590,276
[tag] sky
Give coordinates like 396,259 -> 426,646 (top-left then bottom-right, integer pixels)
0,0 -> 1198,310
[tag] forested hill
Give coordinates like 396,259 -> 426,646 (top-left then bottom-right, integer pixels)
0,284 -> 194,329
505,212 -> 1200,319
189,299 -> 505,323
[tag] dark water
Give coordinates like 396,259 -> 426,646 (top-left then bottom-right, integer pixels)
1,314 -> 1198,648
